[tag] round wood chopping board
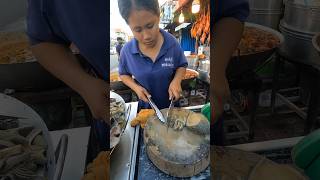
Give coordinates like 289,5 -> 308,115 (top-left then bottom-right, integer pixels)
143,108 -> 210,177
212,146 -> 308,180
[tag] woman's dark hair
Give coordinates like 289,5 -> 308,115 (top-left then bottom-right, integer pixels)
118,0 -> 160,23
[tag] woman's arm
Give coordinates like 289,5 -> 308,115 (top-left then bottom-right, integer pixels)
212,17 -> 244,114
120,75 -> 150,102
169,67 -> 186,100
173,67 -> 186,83
31,42 -> 92,91
31,42 -> 109,123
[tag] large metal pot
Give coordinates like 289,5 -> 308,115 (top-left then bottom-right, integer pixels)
247,0 -> 284,29
226,22 -> 284,78
0,31 -> 65,91
279,21 -> 320,66
0,60 -> 65,91
247,9 -> 283,30
0,0 -> 26,29
282,0 -> 320,33
249,0 -> 284,10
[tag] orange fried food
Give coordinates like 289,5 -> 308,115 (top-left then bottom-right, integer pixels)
110,72 -> 121,82
183,69 -> 198,80
82,151 -> 110,180
130,109 -> 155,128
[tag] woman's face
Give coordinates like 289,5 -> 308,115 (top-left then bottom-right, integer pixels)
127,9 -> 160,48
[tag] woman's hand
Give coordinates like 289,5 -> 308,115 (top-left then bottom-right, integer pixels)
169,79 -> 182,101
212,71 -> 230,117
133,85 -> 150,102
78,77 -> 109,125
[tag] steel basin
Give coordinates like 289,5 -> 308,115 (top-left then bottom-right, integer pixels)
279,21 -> 320,66
283,0 -> 320,33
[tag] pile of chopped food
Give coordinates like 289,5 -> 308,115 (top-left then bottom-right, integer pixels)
0,125 -> 48,180
0,32 -> 34,64
235,26 -> 280,56
110,97 -> 126,148
183,69 -> 198,80
110,72 -> 121,82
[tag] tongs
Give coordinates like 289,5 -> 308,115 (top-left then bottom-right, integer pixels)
147,95 -> 166,123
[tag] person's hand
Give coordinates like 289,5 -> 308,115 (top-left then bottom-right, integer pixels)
168,79 -> 182,101
78,77 -> 109,125
212,71 -> 230,118
133,85 -> 150,103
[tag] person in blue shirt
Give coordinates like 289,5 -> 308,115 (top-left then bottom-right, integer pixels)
27,0 -> 108,122
116,37 -> 124,61
26,0 -> 109,153
117,0 -> 188,110
211,0 -> 250,145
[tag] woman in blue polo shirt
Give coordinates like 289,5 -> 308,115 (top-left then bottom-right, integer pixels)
27,0 -> 109,153
117,0 -> 188,110
211,0 -> 249,145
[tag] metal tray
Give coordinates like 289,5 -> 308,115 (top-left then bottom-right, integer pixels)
110,102 -> 139,180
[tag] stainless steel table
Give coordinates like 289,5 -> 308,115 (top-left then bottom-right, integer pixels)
50,127 -> 91,180
111,102 -> 139,180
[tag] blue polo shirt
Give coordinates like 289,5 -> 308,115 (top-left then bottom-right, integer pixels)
213,0 -> 249,23
26,0 -> 108,80
118,29 -> 188,109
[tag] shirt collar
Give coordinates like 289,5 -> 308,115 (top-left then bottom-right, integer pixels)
130,28 -> 175,55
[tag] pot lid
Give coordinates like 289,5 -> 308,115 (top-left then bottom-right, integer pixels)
286,0 -> 320,7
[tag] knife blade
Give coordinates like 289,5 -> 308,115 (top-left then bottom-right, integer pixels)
147,95 -> 166,123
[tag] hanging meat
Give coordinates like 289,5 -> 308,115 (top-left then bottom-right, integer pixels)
190,3 -> 210,44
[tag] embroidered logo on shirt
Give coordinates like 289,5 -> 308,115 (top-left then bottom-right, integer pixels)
162,57 -> 174,68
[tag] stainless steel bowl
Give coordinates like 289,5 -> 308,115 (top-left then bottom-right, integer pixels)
247,0 -> 284,29
279,21 -> 320,66
283,0 -> 320,33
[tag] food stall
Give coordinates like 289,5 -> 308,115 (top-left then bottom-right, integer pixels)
109,0 -> 211,179
2,0 -> 320,179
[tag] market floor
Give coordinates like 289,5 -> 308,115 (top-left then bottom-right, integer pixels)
225,106 -> 307,145
253,111 -> 305,142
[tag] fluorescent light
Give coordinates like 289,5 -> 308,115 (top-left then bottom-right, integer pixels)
179,11 -> 184,23
191,0 -> 200,13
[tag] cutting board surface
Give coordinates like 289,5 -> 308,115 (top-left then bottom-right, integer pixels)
144,108 -> 210,177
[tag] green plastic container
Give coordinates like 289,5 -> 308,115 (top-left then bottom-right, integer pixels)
292,129 -> 320,180
201,103 -> 210,122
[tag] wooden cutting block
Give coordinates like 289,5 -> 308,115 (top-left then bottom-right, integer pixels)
143,108 -> 210,177
212,146 -> 307,180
